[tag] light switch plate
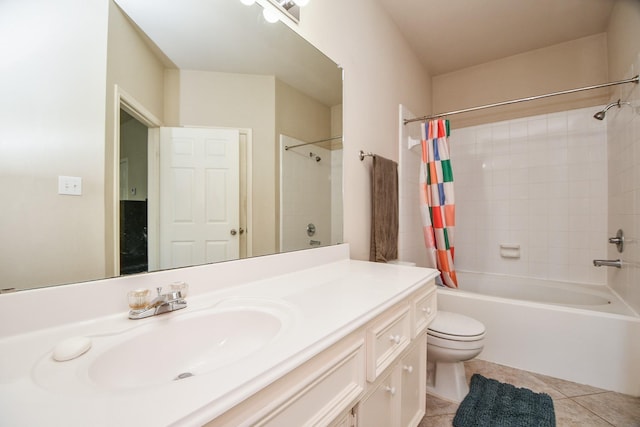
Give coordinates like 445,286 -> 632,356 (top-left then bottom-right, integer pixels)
58,176 -> 82,196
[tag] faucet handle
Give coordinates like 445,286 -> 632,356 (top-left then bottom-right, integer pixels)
169,281 -> 189,298
166,290 -> 182,301
608,229 -> 624,253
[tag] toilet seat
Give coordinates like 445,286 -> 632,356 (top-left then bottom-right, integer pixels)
428,330 -> 485,341
427,333 -> 484,350
427,311 -> 486,341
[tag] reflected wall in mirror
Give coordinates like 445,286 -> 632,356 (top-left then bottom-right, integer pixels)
0,0 -> 343,292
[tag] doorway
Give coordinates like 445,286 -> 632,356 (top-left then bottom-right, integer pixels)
119,109 -> 149,275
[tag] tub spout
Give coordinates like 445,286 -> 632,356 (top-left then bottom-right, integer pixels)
593,259 -> 622,268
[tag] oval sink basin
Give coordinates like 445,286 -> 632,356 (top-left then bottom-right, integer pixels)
88,309 -> 283,390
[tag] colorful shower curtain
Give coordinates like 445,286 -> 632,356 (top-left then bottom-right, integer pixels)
420,119 -> 458,288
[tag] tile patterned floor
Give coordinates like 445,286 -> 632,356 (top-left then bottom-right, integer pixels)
420,360 -> 640,426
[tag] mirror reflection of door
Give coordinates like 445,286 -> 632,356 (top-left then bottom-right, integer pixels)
119,110 -> 149,275
159,127 -> 240,269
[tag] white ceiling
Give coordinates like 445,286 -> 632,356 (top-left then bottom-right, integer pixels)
114,0 -> 343,107
375,0 -> 616,76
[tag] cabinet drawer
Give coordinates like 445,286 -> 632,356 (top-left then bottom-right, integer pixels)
366,305 -> 411,382
256,341 -> 365,427
412,286 -> 436,338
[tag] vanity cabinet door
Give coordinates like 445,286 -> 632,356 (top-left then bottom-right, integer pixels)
358,334 -> 427,427
357,366 -> 401,427
400,334 -> 426,427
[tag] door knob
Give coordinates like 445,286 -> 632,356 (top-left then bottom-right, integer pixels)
230,229 -> 237,236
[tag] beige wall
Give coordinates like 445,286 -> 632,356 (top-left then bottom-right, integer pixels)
295,0 -> 433,261
275,79 -> 333,143
119,116 -> 148,201
432,34 -> 610,128
607,0 -> 640,82
0,0 -> 109,290
606,0 -> 640,313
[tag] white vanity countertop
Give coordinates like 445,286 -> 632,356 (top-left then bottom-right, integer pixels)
0,248 -> 437,427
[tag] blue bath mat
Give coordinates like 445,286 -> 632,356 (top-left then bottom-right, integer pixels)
453,374 -> 556,427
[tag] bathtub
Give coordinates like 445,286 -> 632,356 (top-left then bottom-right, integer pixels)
437,271 -> 640,396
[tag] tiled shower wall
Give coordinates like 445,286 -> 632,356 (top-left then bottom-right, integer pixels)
280,135 -> 338,252
450,106 -> 609,285
607,73 -> 640,313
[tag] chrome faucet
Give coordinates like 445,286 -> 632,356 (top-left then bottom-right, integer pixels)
129,287 -> 187,319
593,259 -> 622,269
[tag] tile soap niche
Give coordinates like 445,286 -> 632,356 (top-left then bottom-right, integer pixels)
499,244 -> 520,259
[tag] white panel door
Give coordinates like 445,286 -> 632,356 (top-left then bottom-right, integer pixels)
159,127 -> 240,269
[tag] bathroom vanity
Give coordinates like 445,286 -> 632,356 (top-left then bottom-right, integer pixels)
0,245 -> 437,426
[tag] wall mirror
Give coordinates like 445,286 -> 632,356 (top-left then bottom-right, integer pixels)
0,0 -> 343,292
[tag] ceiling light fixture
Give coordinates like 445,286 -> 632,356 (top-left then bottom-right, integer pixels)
261,0 -> 310,23
262,6 -> 281,23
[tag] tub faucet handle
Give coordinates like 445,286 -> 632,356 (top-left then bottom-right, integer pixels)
608,229 -> 624,253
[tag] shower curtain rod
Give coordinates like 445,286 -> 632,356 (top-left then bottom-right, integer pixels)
284,135 -> 343,150
403,75 -> 639,125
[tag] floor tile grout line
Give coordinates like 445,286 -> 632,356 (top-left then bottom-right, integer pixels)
565,390 -> 610,399
569,397 -> 617,427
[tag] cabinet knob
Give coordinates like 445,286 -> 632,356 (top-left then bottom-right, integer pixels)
389,334 -> 401,344
385,385 -> 396,396
422,306 -> 432,316
403,365 -> 414,374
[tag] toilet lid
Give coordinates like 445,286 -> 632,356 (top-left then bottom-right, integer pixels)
428,311 -> 486,338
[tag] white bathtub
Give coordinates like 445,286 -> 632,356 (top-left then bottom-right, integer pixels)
437,271 -> 640,396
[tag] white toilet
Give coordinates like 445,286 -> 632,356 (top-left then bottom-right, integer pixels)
426,310 -> 486,402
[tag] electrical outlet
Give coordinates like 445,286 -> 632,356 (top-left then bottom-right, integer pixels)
58,176 -> 82,196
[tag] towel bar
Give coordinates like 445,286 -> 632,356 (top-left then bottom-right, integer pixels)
359,150 -> 374,161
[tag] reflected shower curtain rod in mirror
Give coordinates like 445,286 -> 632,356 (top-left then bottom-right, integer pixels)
284,135 -> 343,150
404,75 -> 640,125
